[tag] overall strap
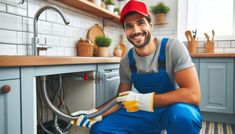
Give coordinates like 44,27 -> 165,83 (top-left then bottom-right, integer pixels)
128,48 -> 137,73
158,38 -> 168,70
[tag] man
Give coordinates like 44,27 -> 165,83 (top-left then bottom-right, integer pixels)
72,0 -> 202,133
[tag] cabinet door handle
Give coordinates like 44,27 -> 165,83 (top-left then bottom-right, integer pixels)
1,85 -> 11,94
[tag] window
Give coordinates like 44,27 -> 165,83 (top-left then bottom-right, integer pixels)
177,0 -> 235,41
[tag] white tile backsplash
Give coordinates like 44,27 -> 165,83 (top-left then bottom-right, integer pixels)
231,41 -> 235,47
46,9 -> 59,23
17,44 -> 27,55
64,47 -> 75,56
63,9 -> 76,27
41,34 -> 59,46
7,4 -> 27,16
0,0 -> 234,56
56,46 -> 65,55
0,44 -> 17,55
224,48 -> 235,53
23,17 -> 33,32
52,23 -> 65,36
0,29 -> 17,44
59,37 -> 69,47
0,3 -> 6,12
0,12 -> 22,31
22,32 -> 32,45
45,46 -> 57,56
214,48 -> 224,53
64,26 -> 77,38
28,0 -> 40,18
38,20 -> 53,34
17,31 -> 23,44
217,40 -> 231,48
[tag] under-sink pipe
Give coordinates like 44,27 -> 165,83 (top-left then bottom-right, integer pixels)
40,76 -> 118,120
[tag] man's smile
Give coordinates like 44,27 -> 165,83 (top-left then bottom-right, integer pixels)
130,32 -> 145,43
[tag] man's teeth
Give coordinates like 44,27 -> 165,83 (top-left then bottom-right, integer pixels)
133,35 -> 143,40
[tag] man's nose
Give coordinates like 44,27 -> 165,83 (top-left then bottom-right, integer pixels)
133,24 -> 141,33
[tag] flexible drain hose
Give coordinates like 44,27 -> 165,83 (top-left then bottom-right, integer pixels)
41,76 -> 118,120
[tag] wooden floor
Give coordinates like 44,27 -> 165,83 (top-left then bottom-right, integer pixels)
200,121 -> 234,134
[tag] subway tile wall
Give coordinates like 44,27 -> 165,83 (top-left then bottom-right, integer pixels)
0,0 -> 235,56
0,0 -> 128,56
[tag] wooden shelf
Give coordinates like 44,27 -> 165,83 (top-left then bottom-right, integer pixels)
57,0 -> 120,23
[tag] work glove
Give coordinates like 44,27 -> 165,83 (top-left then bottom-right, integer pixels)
70,108 -> 102,128
116,91 -> 155,112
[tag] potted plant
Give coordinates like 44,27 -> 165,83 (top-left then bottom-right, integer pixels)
95,35 -> 112,57
114,7 -> 120,15
150,2 -> 170,25
105,0 -> 115,13
91,0 -> 101,7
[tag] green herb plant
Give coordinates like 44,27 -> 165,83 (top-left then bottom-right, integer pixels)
114,8 -> 120,13
150,2 -> 170,14
105,0 -> 115,5
95,36 -> 112,47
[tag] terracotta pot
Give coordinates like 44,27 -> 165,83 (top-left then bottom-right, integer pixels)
187,41 -> 198,54
76,39 -> 94,57
204,42 -> 214,53
155,13 -> 166,25
98,47 -> 109,57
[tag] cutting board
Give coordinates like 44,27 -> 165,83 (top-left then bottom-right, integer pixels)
87,24 -> 105,56
87,24 -> 104,43
119,34 -> 127,56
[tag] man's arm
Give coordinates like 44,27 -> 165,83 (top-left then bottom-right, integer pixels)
154,66 -> 201,107
96,82 -> 132,117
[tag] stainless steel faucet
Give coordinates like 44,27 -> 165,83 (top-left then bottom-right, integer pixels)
32,5 -> 70,56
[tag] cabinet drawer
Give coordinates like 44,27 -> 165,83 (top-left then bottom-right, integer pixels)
0,68 -> 20,80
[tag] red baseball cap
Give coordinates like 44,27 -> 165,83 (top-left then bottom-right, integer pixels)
120,0 -> 150,24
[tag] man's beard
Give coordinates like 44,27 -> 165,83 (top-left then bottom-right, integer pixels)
127,31 -> 151,48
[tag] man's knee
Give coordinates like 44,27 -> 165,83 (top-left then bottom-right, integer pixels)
90,122 -> 103,134
167,103 -> 202,130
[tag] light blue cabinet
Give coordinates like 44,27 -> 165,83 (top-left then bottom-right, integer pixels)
1,57 -> 234,133
96,64 -> 120,107
0,68 -> 21,134
192,58 -> 200,79
199,58 -> 234,113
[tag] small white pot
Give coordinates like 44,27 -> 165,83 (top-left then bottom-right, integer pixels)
98,47 -> 109,57
114,11 -> 119,15
106,5 -> 115,13
91,0 -> 101,7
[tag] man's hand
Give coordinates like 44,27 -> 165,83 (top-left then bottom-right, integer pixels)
71,109 -> 102,128
116,91 -> 155,112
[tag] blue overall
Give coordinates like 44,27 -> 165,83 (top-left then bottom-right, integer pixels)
91,38 -> 202,134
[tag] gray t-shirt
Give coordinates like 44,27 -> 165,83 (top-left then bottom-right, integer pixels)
119,37 -> 194,89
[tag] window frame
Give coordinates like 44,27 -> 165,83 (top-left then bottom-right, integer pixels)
177,0 -> 235,41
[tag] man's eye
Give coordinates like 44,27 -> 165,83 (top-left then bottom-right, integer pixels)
125,25 -> 132,29
138,21 -> 145,25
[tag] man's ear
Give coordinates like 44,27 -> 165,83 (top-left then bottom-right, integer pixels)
149,22 -> 153,30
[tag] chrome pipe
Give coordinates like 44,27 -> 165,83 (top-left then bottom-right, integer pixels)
40,76 -> 118,120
